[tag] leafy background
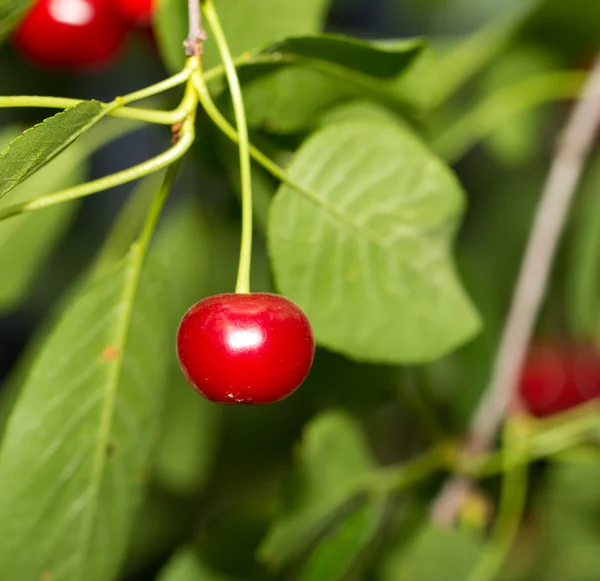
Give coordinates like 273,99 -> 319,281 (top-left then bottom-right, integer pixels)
1,0 -> 600,580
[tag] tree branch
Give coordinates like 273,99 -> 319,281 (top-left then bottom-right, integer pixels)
184,0 -> 206,57
431,51 -> 600,526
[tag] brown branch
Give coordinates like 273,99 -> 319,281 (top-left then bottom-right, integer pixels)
431,51 -> 600,526
184,0 -> 207,57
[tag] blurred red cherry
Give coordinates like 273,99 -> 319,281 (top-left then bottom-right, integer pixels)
13,0 -> 128,70
519,340 -> 600,417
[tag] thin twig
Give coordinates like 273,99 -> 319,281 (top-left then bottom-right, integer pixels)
184,0 -> 206,57
431,51 -> 600,526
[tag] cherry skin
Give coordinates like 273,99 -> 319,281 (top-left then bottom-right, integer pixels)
518,341 -> 600,417
110,0 -> 153,27
13,0 -> 128,70
176,293 -> 315,404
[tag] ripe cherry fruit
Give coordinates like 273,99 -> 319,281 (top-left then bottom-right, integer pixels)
177,293 -> 315,404
13,0 -> 128,70
518,341 -> 600,417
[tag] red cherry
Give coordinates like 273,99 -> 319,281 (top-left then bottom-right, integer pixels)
13,0 -> 128,70
519,341 -> 600,417
176,293 -> 315,404
110,0 -> 153,26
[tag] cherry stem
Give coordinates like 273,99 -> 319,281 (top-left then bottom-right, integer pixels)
184,0 -> 206,57
193,72 -> 346,228
136,83 -> 198,255
202,0 -> 253,294
118,65 -> 196,105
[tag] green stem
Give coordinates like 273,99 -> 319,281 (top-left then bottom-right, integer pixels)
136,161 -> 181,256
0,61 -> 198,126
432,70 -> 586,162
193,71 -> 352,232
331,403 -> 599,500
118,62 -> 196,106
374,443 -> 450,494
370,403 -> 600,496
0,78 -> 198,222
466,419 -> 529,581
0,96 -> 181,125
475,408 -> 600,477
0,120 -> 194,222
203,0 -> 253,294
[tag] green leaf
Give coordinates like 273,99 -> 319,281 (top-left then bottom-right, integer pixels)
389,46 -> 439,111
259,410 -> 377,568
0,127 -> 86,311
243,67 -> 350,134
318,100 -> 410,129
238,36 -> 423,135
535,458 -> 600,581
0,122 -> 157,438
259,34 -> 424,78
298,498 -> 388,581
0,246 -> 170,581
154,381 -> 220,496
152,197 -> 210,317
93,174 -> 161,276
0,101 -> 108,201
268,119 -> 480,363
380,524 -> 481,581
567,152 -> 600,341
0,0 -> 34,42
158,547 -> 229,581
478,46 -> 558,167
155,0 -> 330,73
151,199 -> 220,496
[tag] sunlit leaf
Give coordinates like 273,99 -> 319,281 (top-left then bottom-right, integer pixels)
0,101 -> 108,200
268,118 -> 480,363
0,245 -> 170,581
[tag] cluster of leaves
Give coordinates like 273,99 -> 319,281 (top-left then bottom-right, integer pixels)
1,0 -> 600,580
